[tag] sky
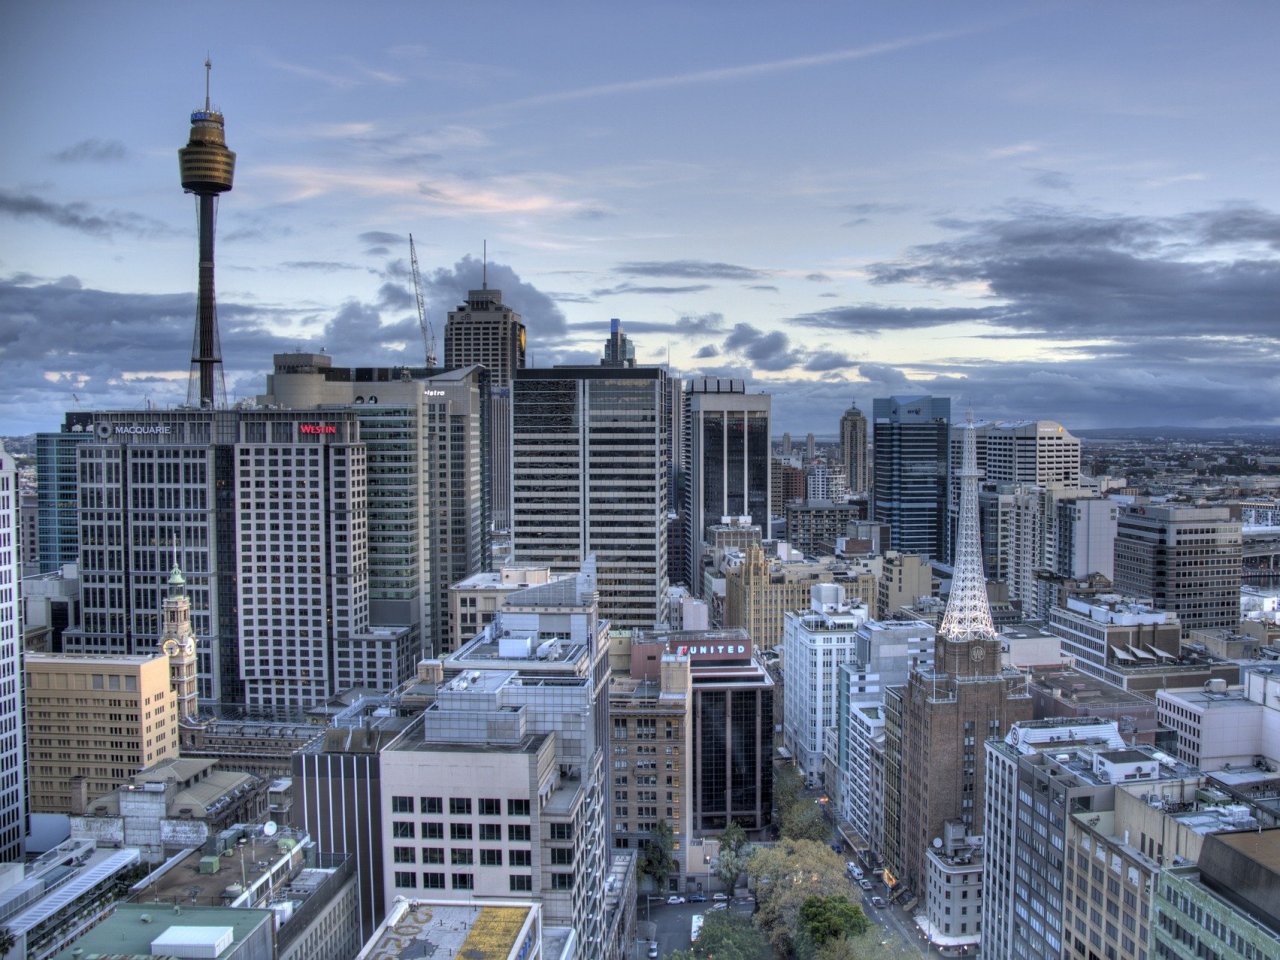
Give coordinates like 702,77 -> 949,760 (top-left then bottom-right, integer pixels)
2,2 -> 1279,436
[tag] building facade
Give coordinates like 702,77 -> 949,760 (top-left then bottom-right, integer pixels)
839,401 -> 870,496
0,442 -> 25,860
873,395 -> 951,560
512,366 -> 670,631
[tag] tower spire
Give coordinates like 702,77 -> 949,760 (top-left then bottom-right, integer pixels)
938,410 -> 996,644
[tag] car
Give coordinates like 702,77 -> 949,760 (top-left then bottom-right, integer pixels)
859,879 -> 873,890
667,895 -> 686,905
846,861 -> 864,880
688,894 -> 707,902
712,892 -> 729,901
710,902 -> 728,911
870,896 -> 887,908
647,943 -> 659,958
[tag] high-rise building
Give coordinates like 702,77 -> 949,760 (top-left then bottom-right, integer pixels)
889,416 -> 1033,904
444,285 -> 525,530
680,378 -> 771,593
601,317 -> 637,367
0,443 -> 25,860
379,562 -> 625,955
512,366 -> 669,631
178,59 -> 235,409
1113,503 -> 1242,635
25,651 -> 179,812
260,354 -> 491,657
839,401 -> 869,496
35,431 -> 91,574
873,396 -> 951,560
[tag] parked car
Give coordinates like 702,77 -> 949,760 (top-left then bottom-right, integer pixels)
667,895 -> 686,905
689,894 -> 707,902
846,861 -> 864,880
870,896 -> 887,908
647,942 -> 659,958
712,892 -> 729,901
710,902 -> 728,912
859,879 -> 874,891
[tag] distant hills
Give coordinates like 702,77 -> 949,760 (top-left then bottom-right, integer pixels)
1073,425 -> 1280,442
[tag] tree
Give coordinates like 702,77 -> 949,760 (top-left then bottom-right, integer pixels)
640,819 -> 677,889
746,838 -> 848,957
714,846 -> 745,891
0,927 -> 14,959
666,911 -> 771,960
773,763 -> 805,823
721,819 -> 748,856
795,895 -> 869,958
780,796 -> 829,842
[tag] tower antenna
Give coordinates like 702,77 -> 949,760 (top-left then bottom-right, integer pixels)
409,233 -> 436,366
482,240 -> 487,290
204,56 -> 212,111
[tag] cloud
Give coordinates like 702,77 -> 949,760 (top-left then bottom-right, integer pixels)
0,189 -> 171,239
51,139 -> 127,163
1028,169 -> 1073,191
422,256 -> 568,340
281,260 -> 361,272
721,323 -> 802,371
695,345 -> 719,359
805,272 -> 832,282
804,351 -> 853,373
792,304 -> 991,334
616,260 -> 767,281
591,283 -> 714,297
746,284 -> 780,293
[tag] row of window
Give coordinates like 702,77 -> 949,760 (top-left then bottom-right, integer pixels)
391,795 -> 530,817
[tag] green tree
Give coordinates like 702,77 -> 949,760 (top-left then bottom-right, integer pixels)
666,910 -> 771,960
721,819 -> 748,856
773,763 -> 804,823
746,838 -> 847,957
714,846 -> 745,892
640,819 -> 677,889
781,795 -> 829,842
795,895 -> 869,958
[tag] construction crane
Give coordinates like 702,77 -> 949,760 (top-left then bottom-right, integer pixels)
409,233 -> 436,366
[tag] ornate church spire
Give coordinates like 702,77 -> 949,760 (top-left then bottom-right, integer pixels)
938,411 -> 997,644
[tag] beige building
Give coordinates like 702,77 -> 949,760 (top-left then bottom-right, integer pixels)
877,551 -> 934,619
447,565 -> 567,655
724,543 -> 877,649
26,652 -> 178,812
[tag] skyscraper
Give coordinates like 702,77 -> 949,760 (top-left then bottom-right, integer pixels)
1113,503 -> 1242,635
889,416 -> 1032,904
444,285 -> 525,530
0,442 -> 26,859
873,396 -> 951,560
178,59 -> 235,408
680,378 -> 771,593
839,401 -> 869,496
601,317 -> 636,367
512,366 -> 669,631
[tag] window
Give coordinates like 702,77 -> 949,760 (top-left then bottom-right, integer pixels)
392,821 -> 415,839
424,822 -> 444,839
479,823 -> 502,841
509,849 -> 532,867
508,798 -> 530,816
481,849 -> 503,866
550,823 -> 573,841
509,824 -> 531,842
391,795 -> 413,813
393,846 -> 416,864
510,875 -> 532,892
450,798 -> 472,816
421,796 -> 443,814
451,849 -> 474,865
451,823 -> 473,841
480,798 -> 501,816
551,873 -> 574,890
550,848 -> 574,866
423,848 -> 444,864
452,873 -> 474,890
424,872 -> 445,889
394,870 -> 417,888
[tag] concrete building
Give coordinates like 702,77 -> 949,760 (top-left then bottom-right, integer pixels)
513,366 -> 669,632
2,839 -> 143,960
444,284 -> 526,530
0,442 -> 24,861
784,499 -> 866,556
25,651 -> 178,813
1157,671 -> 1280,771
782,585 -> 870,784
379,561 -> 625,957
608,649 -> 693,889
448,565 -> 570,655
878,550 -> 935,619
19,562 -> 79,653
839,400 -> 870,496
873,395 -> 951,561
360,900 -> 558,960
679,378 -> 771,594
1114,503 -> 1243,635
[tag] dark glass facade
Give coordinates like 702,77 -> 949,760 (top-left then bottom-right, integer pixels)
693,680 -> 773,831
873,396 -> 951,561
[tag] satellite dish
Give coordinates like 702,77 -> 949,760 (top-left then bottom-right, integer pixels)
263,821 -> 278,837
932,837 -> 943,849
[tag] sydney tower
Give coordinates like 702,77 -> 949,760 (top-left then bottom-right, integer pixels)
178,59 -> 235,408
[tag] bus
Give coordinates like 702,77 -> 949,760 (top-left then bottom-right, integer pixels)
691,914 -> 704,943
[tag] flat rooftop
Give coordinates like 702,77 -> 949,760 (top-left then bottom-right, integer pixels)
362,901 -> 538,960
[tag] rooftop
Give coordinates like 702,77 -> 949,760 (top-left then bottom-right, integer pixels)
49,903 -> 273,960
361,901 -> 541,960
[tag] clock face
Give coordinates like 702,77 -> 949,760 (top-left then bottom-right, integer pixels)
163,639 -> 179,657
969,644 -> 987,663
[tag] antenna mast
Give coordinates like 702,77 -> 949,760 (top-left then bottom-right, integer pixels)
409,233 -> 436,366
